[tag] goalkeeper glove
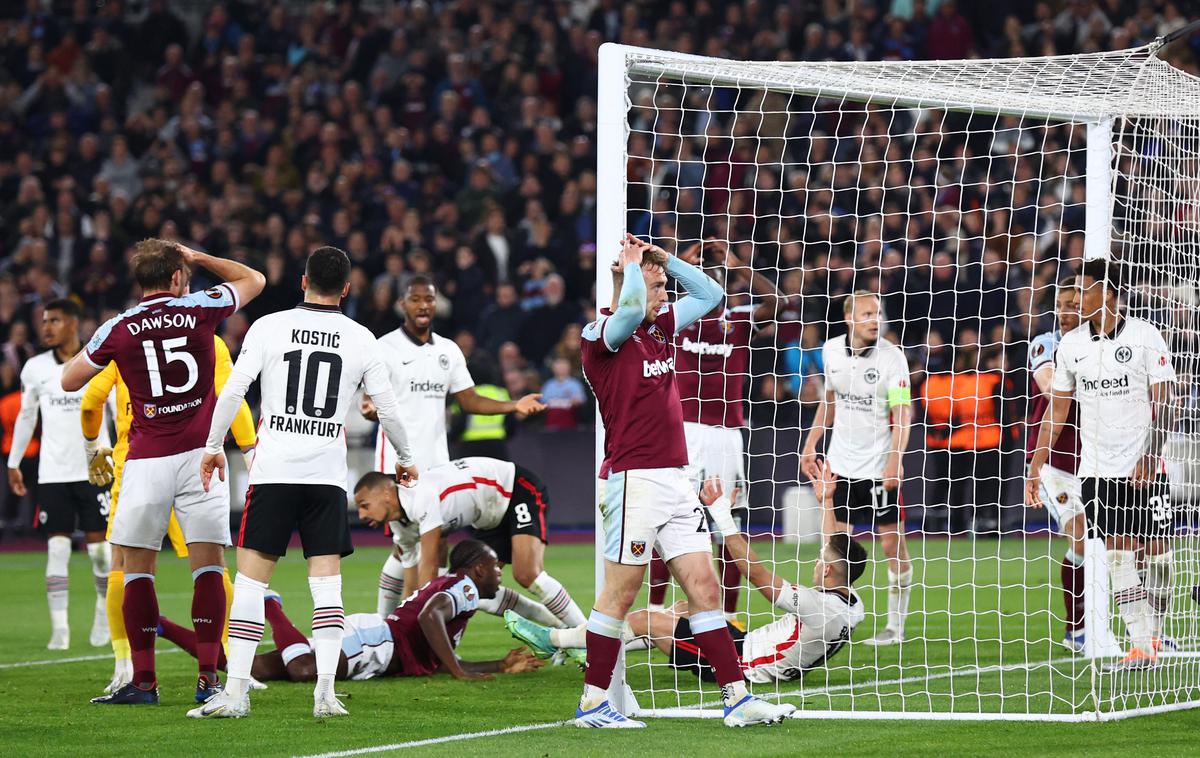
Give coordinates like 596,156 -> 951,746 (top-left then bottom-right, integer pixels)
84,437 -> 114,487
705,495 -> 738,537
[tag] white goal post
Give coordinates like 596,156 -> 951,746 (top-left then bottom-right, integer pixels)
594,30 -> 1200,722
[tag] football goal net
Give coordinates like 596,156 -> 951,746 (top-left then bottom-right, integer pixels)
593,26 -> 1200,722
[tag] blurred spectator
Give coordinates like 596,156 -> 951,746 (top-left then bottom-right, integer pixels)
0,359 -> 38,539
477,282 -> 526,355
541,358 -> 587,431
518,274 -> 581,366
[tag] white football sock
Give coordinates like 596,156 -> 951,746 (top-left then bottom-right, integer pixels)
377,554 -> 405,616
528,571 -> 586,627
1144,550 -> 1174,631
46,536 -> 70,630
225,573 -> 268,699
477,586 -> 561,627
888,565 -> 913,634
1108,549 -> 1155,653
87,541 -> 111,610
549,623 -> 587,649
309,575 -> 344,696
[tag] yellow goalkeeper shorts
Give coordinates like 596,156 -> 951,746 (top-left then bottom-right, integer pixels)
108,454 -> 189,558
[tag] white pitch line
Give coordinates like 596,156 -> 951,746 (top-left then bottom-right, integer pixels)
293,720 -> 572,758
0,647 -> 182,670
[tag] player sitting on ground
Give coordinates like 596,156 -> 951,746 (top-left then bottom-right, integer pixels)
81,332 -> 257,695
508,478 -> 867,683
801,290 -> 913,646
156,540 -> 544,682
353,456 -> 586,630
7,298 -> 112,652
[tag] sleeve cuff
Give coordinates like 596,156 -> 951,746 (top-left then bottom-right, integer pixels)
83,352 -> 105,370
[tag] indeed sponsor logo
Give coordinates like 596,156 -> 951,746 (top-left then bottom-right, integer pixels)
1080,374 -> 1130,392
643,358 -> 675,378
679,337 -> 734,357
411,380 -> 446,393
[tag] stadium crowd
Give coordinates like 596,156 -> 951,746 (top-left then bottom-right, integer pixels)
2,0 -> 1199,537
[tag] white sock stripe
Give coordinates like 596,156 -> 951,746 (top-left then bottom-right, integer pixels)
379,574 -> 405,591
191,565 -> 224,581
124,572 -> 154,585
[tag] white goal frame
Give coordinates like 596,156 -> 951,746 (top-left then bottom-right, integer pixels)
593,32 -> 1200,722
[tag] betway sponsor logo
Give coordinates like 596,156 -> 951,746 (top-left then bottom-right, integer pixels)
127,312 -> 197,335
643,357 -> 675,378
1080,374 -> 1130,392
679,337 -> 734,358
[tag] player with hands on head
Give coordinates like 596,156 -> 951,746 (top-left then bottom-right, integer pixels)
576,231 -> 794,728
190,246 -> 416,720
363,274 -> 545,617
158,539 -> 543,685
61,239 -> 265,707
81,330 -> 258,696
1026,259 -> 1177,670
800,291 -> 913,646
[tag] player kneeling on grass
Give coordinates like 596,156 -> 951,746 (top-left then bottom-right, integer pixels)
508,478 -> 866,685
158,539 -> 543,687
354,457 -> 585,630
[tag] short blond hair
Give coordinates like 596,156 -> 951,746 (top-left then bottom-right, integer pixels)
843,289 -> 880,315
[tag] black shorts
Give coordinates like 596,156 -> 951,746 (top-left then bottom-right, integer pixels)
35,481 -> 109,534
668,617 -> 746,683
831,477 -> 901,526
1082,477 -> 1174,539
239,483 -> 353,558
473,466 -> 549,564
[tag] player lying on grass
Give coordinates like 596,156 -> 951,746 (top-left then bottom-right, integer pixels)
157,539 -> 543,685
354,457 -> 585,631
507,478 -> 867,684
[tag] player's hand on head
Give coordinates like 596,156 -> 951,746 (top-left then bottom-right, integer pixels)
199,451 -> 226,492
7,467 -> 25,497
619,232 -> 645,269
395,463 -> 419,487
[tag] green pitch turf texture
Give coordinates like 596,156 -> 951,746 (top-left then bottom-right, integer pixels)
1,539 -> 1197,757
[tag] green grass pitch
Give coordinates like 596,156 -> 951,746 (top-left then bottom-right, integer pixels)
1,539 -> 1197,757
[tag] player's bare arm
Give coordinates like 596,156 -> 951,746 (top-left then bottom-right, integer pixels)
700,478 -> 787,603
417,594 -> 544,680
417,528 -> 444,587
176,243 -> 266,309
1025,387 -> 1074,507
801,390 -> 836,483
883,403 -> 912,491
1133,381 -> 1175,488
454,387 -> 546,417
722,241 -> 781,324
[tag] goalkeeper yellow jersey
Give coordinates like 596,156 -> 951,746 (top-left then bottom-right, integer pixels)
81,334 -> 257,457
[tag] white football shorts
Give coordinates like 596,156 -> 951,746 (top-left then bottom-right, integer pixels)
1039,463 -> 1084,531
109,448 -> 231,550
600,467 -> 712,565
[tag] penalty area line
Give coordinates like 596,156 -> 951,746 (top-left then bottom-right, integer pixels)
293,720 -> 572,757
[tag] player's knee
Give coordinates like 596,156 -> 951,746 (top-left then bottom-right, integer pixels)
512,562 -> 540,588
